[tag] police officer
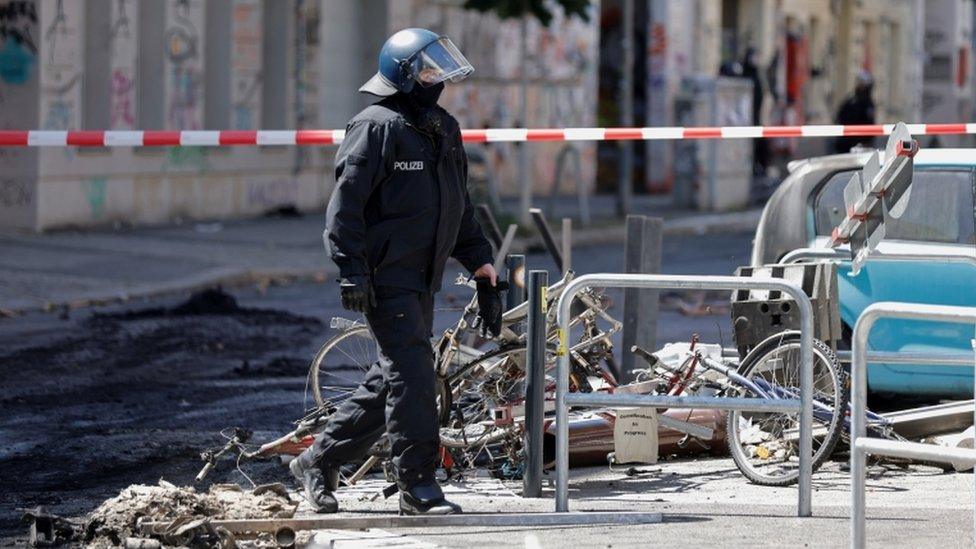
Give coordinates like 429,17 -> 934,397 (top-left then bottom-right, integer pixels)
290,28 -> 503,515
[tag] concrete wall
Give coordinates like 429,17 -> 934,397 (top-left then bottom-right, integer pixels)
317,0 -> 388,130
0,0 -> 39,229
0,0 -> 330,231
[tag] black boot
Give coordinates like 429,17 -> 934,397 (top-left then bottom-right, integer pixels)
399,480 -> 461,515
289,454 -> 339,513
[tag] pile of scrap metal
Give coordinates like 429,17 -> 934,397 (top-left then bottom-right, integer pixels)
23,480 -> 298,548
544,339 -> 733,468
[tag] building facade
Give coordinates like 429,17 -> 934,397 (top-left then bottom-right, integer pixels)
0,0 -> 600,231
645,0 -> 971,188
0,0 -> 971,230
1,0 -> 329,230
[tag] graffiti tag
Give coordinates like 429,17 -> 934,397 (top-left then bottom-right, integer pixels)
246,179 -> 298,209
163,146 -> 209,173
110,69 -> 135,128
0,0 -> 37,84
0,177 -> 31,207
84,177 -> 106,220
0,0 -> 36,52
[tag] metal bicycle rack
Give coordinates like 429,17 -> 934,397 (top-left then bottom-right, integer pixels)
779,247 -> 976,268
551,273 -> 816,517
850,302 -> 976,549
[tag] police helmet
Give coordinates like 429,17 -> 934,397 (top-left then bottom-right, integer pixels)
360,28 -> 474,96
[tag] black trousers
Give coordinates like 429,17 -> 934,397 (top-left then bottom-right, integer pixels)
306,286 -> 438,488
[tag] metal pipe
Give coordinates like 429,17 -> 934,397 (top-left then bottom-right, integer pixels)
564,393 -> 800,413
850,302 -> 976,549
562,218 -> 572,274
475,204 -> 504,250
524,270 -> 547,497
855,438 -> 976,464
493,224 -> 518,274
140,512 -> 665,534
780,247 -> 976,268
836,349 -> 975,366
529,208 -> 564,273
554,273 -> 815,517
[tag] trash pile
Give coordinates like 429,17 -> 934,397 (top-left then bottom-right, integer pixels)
25,480 -> 298,548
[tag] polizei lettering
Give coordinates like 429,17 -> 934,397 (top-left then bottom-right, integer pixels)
394,160 -> 424,171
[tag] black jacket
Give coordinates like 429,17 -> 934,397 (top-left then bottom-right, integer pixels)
833,90 -> 876,154
324,95 -> 493,293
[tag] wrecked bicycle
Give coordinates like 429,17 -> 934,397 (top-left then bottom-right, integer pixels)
199,273 -> 896,487
631,329 -> 898,486
307,268 -> 622,481
198,268 -> 623,483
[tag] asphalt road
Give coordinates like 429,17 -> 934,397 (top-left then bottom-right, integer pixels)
0,232 -> 755,544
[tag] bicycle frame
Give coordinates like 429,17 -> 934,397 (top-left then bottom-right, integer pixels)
673,350 -> 892,440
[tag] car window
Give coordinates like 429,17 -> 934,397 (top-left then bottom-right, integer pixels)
814,168 -> 976,245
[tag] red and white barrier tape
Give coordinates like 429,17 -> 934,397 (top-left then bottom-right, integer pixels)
0,123 -> 973,146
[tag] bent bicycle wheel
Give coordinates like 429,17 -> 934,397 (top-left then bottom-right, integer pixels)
309,324 -> 378,411
726,331 -> 848,486
309,324 -> 450,419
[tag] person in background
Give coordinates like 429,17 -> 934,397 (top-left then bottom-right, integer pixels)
741,47 -> 768,174
833,70 -> 876,154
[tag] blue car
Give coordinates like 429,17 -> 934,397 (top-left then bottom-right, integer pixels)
752,149 -> 976,398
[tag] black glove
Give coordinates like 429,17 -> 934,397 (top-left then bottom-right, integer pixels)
339,275 -> 375,313
474,277 -> 509,338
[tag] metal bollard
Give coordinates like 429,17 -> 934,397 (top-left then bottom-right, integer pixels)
505,255 -> 526,310
523,270 -> 548,497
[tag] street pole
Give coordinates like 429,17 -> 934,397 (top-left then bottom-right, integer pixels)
518,6 -> 532,226
561,217 -> 572,274
523,270 -> 548,497
616,0 -> 635,216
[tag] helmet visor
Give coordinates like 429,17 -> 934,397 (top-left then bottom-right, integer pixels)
416,37 -> 473,87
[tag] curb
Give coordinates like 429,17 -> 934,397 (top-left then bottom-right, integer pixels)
1,266 -> 330,317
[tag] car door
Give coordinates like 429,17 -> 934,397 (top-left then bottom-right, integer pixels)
809,166 -> 976,397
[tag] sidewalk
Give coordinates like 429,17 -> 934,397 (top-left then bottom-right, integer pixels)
272,460 -> 975,547
0,203 -> 762,313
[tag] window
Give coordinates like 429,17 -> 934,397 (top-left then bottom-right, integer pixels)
814,168 -> 976,245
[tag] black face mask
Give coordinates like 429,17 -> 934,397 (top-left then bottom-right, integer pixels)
405,82 -> 447,137
408,81 -> 444,108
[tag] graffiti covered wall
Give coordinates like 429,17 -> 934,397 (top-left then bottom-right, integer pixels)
231,0 -> 261,130
39,0 -> 81,131
387,0 -> 600,196
164,0 -> 204,130
109,0 -> 137,130
26,0 -> 328,230
0,0 -> 39,228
